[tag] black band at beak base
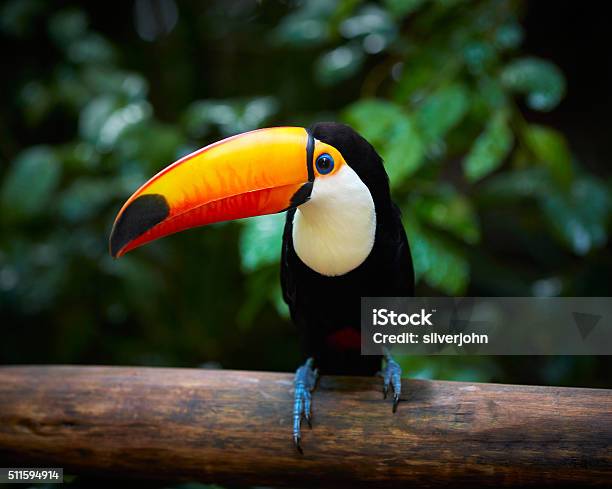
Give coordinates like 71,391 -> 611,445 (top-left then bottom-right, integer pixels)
306,129 -> 315,182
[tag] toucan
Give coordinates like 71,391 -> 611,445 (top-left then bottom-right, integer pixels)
109,122 -> 414,453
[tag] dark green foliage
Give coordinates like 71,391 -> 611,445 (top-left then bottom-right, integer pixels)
0,0 -> 610,388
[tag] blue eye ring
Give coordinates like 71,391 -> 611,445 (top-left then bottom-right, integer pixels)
315,153 -> 334,175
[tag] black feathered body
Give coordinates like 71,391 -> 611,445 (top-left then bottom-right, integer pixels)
281,123 -> 414,376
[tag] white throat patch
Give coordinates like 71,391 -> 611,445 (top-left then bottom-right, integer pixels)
292,164 -> 376,277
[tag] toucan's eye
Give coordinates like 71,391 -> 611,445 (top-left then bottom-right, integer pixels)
315,153 -> 334,175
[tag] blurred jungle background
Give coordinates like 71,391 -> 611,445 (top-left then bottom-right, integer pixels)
1,0 -> 611,391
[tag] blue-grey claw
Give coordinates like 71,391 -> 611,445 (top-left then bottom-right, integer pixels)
293,434 -> 303,454
293,357 -> 318,454
381,349 -> 402,412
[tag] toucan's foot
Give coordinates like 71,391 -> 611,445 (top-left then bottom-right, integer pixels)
293,357 -> 318,454
379,350 -> 402,413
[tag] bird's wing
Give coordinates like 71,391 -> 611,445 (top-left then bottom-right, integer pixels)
280,208 -> 298,311
389,202 -> 415,296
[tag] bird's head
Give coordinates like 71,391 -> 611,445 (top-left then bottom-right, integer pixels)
109,123 -> 389,258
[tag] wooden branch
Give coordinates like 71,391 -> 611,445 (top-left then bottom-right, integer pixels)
0,366 -> 610,487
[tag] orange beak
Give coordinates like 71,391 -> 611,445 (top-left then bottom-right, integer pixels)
109,127 -> 314,257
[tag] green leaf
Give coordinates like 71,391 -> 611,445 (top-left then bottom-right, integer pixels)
1,146 -> 61,220
48,9 -> 88,46
413,187 -> 480,244
416,84 -> 469,143
540,176 -> 611,255
384,0 -> 426,18
380,114 -> 425,185
82,68 -> 148,100
463,113 -> 513,182
524,124 -> 573,186
183,97 -> 279,138
463,41 -> 496,74
344,100 -> 425,184
495,22 -> 524,50
239,213 -> 285,272
79,96 -> 152,151
480,167 -> 549,200
339,5 -> 397,53
476,77 -> 508,111
392,62 -> 436,102
501,57 -> 566,112
273,0 -> 336,47
67,32 -> 114,65
343,98 -> 405,143
237,267 -> 280,328
115,121 -> 183,172
487,168 -> 611,255
240,97 -> 280,131
315,43 -> 364,86
404,217 -> 469,295
340,5 -> 394,38
79,95 -> 117,144
183,100 -> 238,138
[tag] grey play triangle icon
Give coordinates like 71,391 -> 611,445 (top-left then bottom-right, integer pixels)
572,312 -> 601,340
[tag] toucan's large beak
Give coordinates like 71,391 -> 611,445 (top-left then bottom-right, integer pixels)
109,127 -> 313,257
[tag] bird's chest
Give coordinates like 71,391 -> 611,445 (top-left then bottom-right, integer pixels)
290,164 -> 377,278
289,241 -> 389,326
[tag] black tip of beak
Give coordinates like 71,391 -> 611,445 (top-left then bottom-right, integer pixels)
109,194 -> 170,258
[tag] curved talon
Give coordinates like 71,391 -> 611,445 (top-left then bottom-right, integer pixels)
293,434 -> 303,454
393,392 -> 400,413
